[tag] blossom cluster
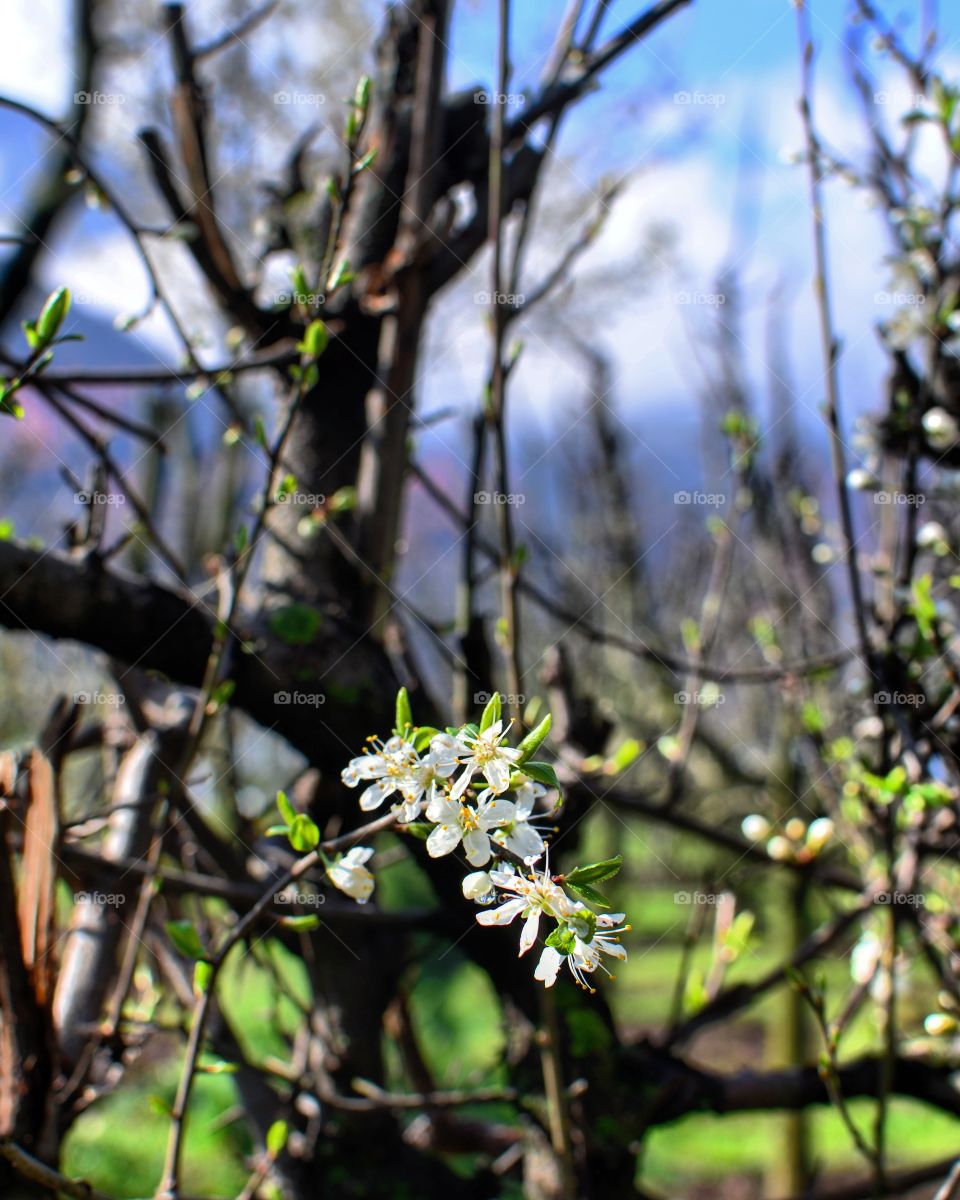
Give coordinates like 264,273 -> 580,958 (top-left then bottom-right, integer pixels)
280,690 -> 631,992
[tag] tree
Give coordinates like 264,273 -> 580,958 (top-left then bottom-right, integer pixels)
3,1 -> 960,1198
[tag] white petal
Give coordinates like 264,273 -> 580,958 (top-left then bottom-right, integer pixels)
449,766 -> 475,800
359,779 -> 392,811
534,946 -> 563,987
343,846 -> 374,866
479,796 -> 515,829
519,909 -> 541,956
476,897 -> 525,926
463,829 -> 493,867
462,871 -> 493,901
505,824 -> 545,862
426,793 -> 459,824
484,757 -> 512,794
426,822 -> 462,858
596,913 -> 626,927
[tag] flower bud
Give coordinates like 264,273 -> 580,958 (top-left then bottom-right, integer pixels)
805,817 -> 834,853
741,814 -> 771,842
462,871 -> 495,903
924,1012 -> 958,1037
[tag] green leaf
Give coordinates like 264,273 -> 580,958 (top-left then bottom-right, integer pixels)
165,919 -> 205,960
268,604 -> 323,645
36,286 -> 71,344
566,855 -> 623,887
288,813 -> 321,852
479,692 -> 501,732
193,960 -> 214,995
398,822 -> 432,840
354,74 -> 372,115
280,914 -> 321,931
276,790 -> 296,826
209,679 -> 235,711
413,725 -> 441,752
519,760 -> 561,790
266,1119 -> 289,1157
566,880 -> 610,908
516,713 -> 551,763
395,686 -> 413,736
298,319 -> 328,359
354,147 -> 378,173
607,737 -> 641,773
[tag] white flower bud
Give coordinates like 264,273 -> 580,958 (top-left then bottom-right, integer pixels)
766,835 -> 793,861
741,814 -> 771,842
922,407 -> 959,449
916,521 -> 947,549
924,1012 -> 958,1037
462,871 -> 495,903
805,817 -> 834,853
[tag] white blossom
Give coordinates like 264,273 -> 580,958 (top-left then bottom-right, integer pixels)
425,791 -> 515,867
491,781 -> 552,863
450,721 -> 521,799
476,864 -> 571,955
534,913 -> 629,992
327,846 -> 375,903
341,736 -> 422,821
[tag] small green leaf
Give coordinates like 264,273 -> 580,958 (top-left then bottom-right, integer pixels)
479,692 -> 502,732
193,960 -> 214,995
165,919 -> 205,960
566,855 -> 623,887
566,880 -> 610,908
280,914 -> 321,931
519,760 -> 561,790
288,813 -> 320,852
268,604 -> 323,645
36,286 -> 71,344
413,726 -> 441,752
266,1119 -> 289,1157
399,822 -> 432,840
298,319 -> 328,359
395,686 -> 413,735
276,790 -> 296,826
516,713 -> 551,763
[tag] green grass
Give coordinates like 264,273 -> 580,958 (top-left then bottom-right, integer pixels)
58,816 -> 960,1198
